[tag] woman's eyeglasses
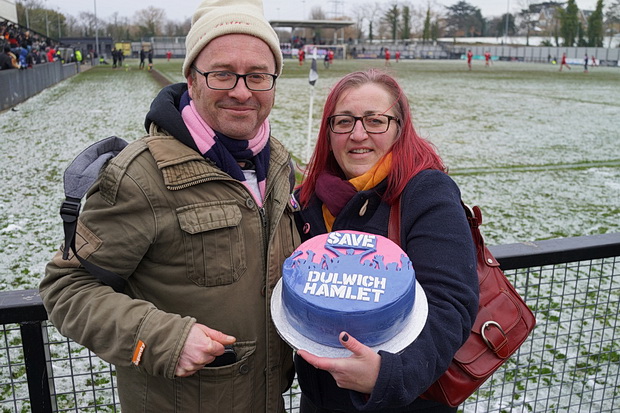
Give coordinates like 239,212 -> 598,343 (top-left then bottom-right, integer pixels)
328,114 -> 399,134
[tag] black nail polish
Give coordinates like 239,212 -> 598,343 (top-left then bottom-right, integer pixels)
342,333 -> 349,342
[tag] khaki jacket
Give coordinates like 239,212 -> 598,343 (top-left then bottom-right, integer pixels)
40,131 -> 300,412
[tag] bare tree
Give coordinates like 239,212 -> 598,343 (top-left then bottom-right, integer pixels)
77,11 -> 99,37
134,6 -> 166,38
606,0 -> 620,47
353,2 -> 387,42
106,12 -> 132,42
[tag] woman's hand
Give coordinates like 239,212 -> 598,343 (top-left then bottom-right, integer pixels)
297,331 -> 381,394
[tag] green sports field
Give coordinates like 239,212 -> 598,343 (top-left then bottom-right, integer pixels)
158,57 -> 620,244
0,57 -> 618,412
0,58 -> 618,289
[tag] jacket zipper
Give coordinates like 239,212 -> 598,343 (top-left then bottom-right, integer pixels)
165,156 -> 291,412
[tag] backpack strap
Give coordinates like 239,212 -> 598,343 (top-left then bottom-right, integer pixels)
60,136 -> 129,292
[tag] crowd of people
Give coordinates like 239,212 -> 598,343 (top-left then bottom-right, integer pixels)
0,19 -> 63,70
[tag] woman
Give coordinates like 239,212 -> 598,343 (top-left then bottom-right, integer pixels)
293,69 -> 479,412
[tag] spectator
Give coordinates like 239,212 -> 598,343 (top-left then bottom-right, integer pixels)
47,46 -> 56,63
293,68 -> 478,413
39,0 -> 298,411
0,44 -> 19,70
18,44 -> 29,68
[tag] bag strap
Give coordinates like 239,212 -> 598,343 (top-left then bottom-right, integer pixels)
388,197 -> 401,246
60,136 -> 129,293
462,203 -> 500,267
387,197 -> 496,268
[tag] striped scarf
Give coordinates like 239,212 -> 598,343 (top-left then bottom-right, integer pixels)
179,91 -> 270,206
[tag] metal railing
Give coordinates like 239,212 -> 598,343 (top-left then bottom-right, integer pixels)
0,61 -> 79,112
1,233 -> 619,412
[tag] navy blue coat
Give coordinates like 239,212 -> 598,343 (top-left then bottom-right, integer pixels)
294,169 -> 479,412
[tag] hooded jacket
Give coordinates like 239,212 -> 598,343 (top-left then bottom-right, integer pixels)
40,83 -> 300,412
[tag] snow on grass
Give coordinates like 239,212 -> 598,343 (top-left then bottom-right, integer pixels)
0,58 -> 618,412
0,66 -> 159,290
1,59 -> 619,288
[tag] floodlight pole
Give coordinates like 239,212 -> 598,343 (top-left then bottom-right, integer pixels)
504,0 -> 510,44
94,0 -> 100,58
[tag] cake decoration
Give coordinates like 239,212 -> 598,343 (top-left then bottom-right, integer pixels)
271,230 -> 428,357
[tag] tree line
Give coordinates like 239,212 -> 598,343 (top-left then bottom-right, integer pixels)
15,0 -> 190,42
14,0 -> 620,48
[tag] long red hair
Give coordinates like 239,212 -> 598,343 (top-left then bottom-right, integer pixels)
298,69 -> 445,207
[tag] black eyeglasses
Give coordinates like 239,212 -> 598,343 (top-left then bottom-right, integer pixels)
328,114 -> 400,134
191,65 -> 277,91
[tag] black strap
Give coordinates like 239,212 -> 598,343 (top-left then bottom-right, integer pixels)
59,136 -> 129,293
388,197 -> 401,246
60,197 -> 126,293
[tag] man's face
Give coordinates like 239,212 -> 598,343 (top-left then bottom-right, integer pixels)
187,34 -> 277,141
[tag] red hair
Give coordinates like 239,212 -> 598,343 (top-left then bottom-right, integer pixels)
298,69 -> 445,207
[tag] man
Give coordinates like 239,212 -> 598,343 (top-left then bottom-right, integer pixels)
484,50 -> 491,67
559,52 -> 571,72
147,48 -> 153,71
0,45 -> 19,70
467,49 -> 473,70
39,0 -> 300,411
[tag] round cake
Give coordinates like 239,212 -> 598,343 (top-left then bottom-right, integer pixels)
279,230 -> 416,348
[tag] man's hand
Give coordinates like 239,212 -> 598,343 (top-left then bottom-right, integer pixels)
175,323 -> 236,377
297,331 -> 381,394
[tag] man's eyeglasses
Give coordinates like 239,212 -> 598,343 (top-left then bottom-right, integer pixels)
328,114 -> 400,134
191,65 -> 277,91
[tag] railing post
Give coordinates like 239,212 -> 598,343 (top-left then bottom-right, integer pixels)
20,321 -> 54,413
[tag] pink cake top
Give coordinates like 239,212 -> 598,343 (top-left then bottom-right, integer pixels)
289,230 -> 408,268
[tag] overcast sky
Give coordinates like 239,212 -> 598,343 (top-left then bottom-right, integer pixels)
45,0 -> 601,23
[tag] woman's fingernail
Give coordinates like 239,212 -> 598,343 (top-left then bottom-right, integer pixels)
342,333 -> 349,342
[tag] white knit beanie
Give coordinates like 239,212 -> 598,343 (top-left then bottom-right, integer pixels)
183,0 -> 283,78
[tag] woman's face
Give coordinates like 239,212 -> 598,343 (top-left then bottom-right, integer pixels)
329,83 -> 399,179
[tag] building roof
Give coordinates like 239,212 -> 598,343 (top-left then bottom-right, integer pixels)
269,20 -> 355,30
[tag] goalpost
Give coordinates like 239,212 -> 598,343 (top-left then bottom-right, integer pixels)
302,44 -> 348,60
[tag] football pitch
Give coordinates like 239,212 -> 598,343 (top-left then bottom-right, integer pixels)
0,58 -> 618,288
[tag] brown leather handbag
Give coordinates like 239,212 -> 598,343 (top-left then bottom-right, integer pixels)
388,200 -> 536,407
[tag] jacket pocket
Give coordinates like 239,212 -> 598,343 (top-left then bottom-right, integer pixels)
177,201 -> 247,287
195,341 -> 257,412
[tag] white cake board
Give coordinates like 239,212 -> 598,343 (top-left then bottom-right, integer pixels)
271,279 -> 428,358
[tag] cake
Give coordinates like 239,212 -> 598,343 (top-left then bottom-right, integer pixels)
279,230 -> 416,348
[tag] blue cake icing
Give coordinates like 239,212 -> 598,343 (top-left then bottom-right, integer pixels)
281,231 -> 416,348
